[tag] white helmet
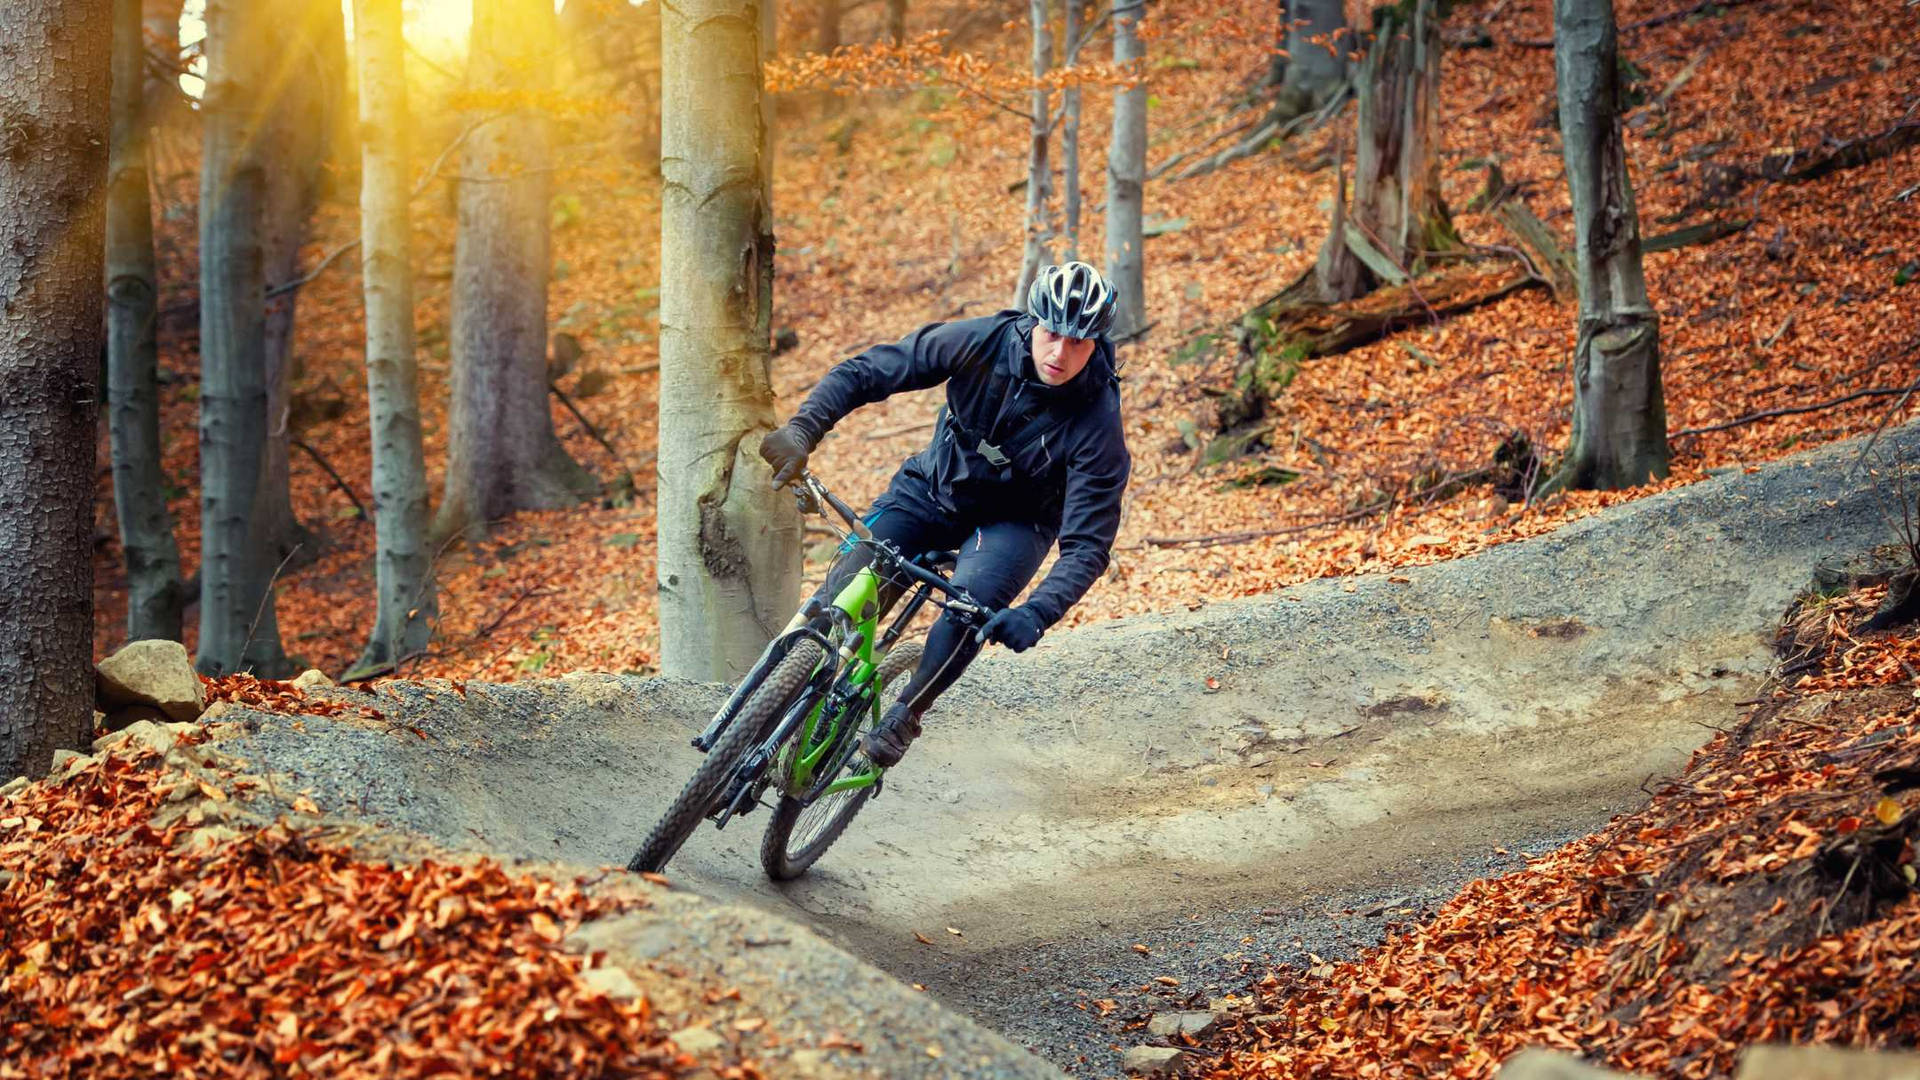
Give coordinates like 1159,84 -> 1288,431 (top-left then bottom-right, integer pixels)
1027,261 -> 1117,339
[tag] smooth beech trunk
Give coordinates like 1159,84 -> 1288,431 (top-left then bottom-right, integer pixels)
0,0 -> 109,777
1103,0 -> 1147,337
109,0 -> 185,643
1013,0 -> 1054,306
1060,0 -> 1084,264
351,0 -> 436,675
1549,0 -> 1668,490
1283,0 -> 1348,108
656,0 -> 801,680
259,0 -> 341,570
197,0 -> 291,676
434,0 -> 597,542
1315,0 -> 1451,302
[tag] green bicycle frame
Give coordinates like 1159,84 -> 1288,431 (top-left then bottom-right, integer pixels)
778,565 -> 891,798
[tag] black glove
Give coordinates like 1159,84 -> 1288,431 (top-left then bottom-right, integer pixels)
759,423 -> 812,489
981,606 -> 1045,652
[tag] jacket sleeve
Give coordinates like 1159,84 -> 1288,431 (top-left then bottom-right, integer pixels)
1022,406 -> 1131,627
786,316 -> 998,447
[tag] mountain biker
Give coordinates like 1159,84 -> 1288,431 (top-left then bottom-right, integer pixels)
757,262 -> 1131,767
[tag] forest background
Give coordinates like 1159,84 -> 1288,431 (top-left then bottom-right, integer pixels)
92,0 -> 1919,686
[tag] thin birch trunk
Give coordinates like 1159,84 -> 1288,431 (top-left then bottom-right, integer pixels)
1103,0 -> 1146,338
1061,0 -> 1084,264
434,0 -> 598,543
351,0 -> 436,676
0,0 -> 109,777
656,0 -> 801,680
197,0 -> 291,676
109,0 -> 185,643
1546,0 -> 1668,491
887,0 -> 908,41
1014,0 -> 1054,306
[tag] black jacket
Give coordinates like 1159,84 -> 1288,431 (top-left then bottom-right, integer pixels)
788,310 -> 1131,628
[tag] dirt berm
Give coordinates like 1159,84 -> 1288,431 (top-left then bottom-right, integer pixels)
213,424 -> 1920,1075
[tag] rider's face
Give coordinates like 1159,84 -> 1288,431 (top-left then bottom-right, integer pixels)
1032,325 -> 1095,386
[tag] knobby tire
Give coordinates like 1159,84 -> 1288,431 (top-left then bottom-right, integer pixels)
627,640 -> 826,874
760,641 -> 922,881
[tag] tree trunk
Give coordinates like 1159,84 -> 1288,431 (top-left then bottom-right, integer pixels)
350,0 -> 436,677
887,0 -> 908,41
1265,0 -> 1291,87
0,0 -> 109,777
1103,0 -> 1147,338
1547,0 -> 1668,491
142,0 -> 185,117
656,0 -> 802,681
1283,0 -> 1348,108
434,0 -> 598,543
259,0 -> 340,571
197,0 -> 291,676
1314,0 -> 1452,303
1013,0 -> 1054,307
815,0 -> 841,53
109,0 -> 185,644
1060,0 -> 1084,264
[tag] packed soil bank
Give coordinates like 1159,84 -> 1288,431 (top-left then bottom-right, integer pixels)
215,425 -> 1920,1074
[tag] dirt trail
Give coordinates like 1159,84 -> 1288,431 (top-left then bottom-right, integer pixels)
218,426 -> 1919,1074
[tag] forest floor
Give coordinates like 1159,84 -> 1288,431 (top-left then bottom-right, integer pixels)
89,0 -> 1920,680
70,422 -> 1911,1078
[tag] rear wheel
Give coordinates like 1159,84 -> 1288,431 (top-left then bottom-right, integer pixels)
760,641 -> 921,881
627,640 -> 825,874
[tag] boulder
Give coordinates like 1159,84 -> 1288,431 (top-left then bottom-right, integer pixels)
1736,1046 -> 1920,1080
1498,1049 -> 1640,1080
291,668 -> 334,691
103,704 -> 173,735
0,776 -> 27,799
94,718 -> 197,757
96,640 -> 204,724
1123,1046 -> 1188,1076
49,749 -> 90,778
1147,1011 -> 1222,1038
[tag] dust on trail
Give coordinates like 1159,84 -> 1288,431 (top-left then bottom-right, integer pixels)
217,426 -> 1920,1074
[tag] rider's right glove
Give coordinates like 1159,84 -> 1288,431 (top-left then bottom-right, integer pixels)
981,606 -> 1045,652
759,422 -> 813,489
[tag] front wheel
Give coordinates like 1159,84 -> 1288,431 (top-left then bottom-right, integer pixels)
628,639 -> 825,874
759,641 -> 920,881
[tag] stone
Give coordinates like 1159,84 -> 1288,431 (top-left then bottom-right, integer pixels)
96,640 -> 205,723
1735,1046 -> 1920,1080
103,704 -> 172,735
0,776 -> 27,799
95,719 -> 197,758
1147,1011 -> 1221,1038
670,1024 -> 726,1056
1497,1049 -> 1640,1080
579,964 -> 642,1001
1123,1046 -> 1189,1076
291,668 -> 334,691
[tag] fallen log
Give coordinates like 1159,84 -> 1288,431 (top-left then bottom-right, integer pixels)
1240,259 -> 1541,362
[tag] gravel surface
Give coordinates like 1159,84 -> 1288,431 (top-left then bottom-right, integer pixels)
211,424 -> 1920,1076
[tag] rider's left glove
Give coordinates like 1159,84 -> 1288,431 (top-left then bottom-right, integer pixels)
982,606 -> 1045,652
759,423 -> 813,489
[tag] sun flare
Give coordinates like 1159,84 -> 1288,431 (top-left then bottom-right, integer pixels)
404,0 -> 474,60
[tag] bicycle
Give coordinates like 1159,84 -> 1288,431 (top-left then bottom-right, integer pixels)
627,471 -> 996,880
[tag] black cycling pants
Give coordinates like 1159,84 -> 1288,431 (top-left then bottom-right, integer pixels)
811,490 -> 1052,715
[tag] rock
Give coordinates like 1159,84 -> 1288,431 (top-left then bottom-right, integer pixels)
103,703 -> 173,734
1123,1046 -> 1189,1076
0,776 -> 27,799
1147,1010 -> 1221,1038
579,964 -> 642,1001
1497,1049 -> 1640,1079
291,669 -> 334,691
95,718 -> 198,757
180,824 -> 245,853
96,640 -> 205,724
49,749 -> 89,778
670,1024 -> 726,1056
1735,1045 -> 1920,1080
